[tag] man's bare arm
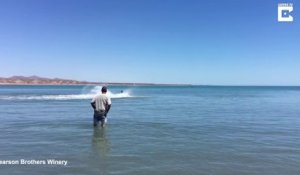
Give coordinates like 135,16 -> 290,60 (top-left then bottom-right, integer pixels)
105,104 -> 111,114
91,102 -> 96,110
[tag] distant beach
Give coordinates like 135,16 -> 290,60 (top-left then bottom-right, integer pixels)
0,75 -> 190,86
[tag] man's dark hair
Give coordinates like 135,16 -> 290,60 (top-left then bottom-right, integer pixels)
101,86 -> 107,93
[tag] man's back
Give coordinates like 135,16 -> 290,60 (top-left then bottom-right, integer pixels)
91,94 -> 111,111
91,86 -> 112,127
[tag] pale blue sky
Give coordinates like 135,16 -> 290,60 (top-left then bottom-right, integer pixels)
0,0 -> 299,85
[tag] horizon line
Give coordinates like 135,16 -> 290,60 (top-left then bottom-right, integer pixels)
0,75 -> 300,87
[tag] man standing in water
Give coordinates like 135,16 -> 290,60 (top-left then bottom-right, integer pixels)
91,86 -> 111,127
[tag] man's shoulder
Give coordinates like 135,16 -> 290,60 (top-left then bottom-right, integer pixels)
95,94 -> 110,99
103,94 -> 111,99
94,94 -> 102,99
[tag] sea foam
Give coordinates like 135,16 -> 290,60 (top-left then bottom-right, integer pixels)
0,86 -> 132,100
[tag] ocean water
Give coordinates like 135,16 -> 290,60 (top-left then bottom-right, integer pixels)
0,85 -> 300,175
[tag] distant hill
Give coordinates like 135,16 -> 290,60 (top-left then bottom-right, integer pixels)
0,75 -> 187,86
0,75 -> 99,85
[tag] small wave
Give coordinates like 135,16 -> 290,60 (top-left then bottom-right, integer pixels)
0,86 -> 133,100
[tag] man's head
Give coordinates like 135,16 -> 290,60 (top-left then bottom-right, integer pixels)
101,86 -> 108,94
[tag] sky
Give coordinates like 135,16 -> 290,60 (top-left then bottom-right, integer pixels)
0,0 -> 299,85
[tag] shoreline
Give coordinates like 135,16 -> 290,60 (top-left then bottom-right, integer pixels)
0,83 -> 191,87
1,84 -> 300,87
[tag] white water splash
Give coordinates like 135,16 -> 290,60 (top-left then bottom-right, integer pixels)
0,86 -> 132,100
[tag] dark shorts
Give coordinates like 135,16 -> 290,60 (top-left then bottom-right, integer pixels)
94,110 -> 106,124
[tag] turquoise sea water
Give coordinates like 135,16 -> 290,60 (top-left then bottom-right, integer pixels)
0,85 -> 300,175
